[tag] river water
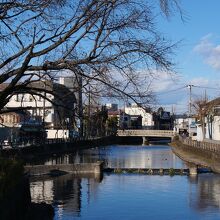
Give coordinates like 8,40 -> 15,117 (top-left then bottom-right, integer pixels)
29,145 -> 220,220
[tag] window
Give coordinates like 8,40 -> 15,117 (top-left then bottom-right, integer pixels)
15,95 -> 19,101
29,95 -> 33,102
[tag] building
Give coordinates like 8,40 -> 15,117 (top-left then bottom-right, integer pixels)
1,80 -> 76,130
173,114 -> 188,134
190,97 -> 220,141
203,98 -> 220,141
0,111 -> 30,127
106,103 -> 118,111
124,103 -> 153,128
153,107 -> 174,130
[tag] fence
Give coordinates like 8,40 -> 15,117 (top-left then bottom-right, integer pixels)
181,137 -> 220,153
117,129 -> 176,137
1,136 -> 101,149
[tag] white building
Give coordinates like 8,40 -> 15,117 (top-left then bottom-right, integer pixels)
124,103 -> 154,128
205,103 -> 220,141
174,115 -> 197,139
2,80 -> 76,130
6,88 -> 54,125
106,103 -> 118,111
193,98 -> 220,142
174,117 -> 188,134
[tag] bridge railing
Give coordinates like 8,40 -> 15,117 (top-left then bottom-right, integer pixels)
117,129 -> 176,137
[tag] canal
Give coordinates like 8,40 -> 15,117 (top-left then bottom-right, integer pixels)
29,145 -> 220,219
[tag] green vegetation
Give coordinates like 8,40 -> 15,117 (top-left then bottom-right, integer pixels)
106,116 -> 118,135
169,168 -> 175,176
0,158 -> 24,200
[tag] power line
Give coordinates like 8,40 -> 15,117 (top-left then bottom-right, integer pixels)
192,85 -> 220,90
155,86 -> 187,95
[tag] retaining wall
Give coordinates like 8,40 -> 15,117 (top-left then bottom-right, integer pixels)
182,138 -> 220,154
24,161 -> 103,176
171,137 -> 220,173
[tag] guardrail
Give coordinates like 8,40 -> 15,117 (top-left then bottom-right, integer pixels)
0,136 -> 101,149
117,129 -> 176,137
181,137 -> 220,153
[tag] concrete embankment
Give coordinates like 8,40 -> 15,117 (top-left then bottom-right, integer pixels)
25,161 -> 103,176
170,138 -> 220,173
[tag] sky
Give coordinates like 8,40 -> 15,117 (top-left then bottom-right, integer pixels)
150,0 -> 220,114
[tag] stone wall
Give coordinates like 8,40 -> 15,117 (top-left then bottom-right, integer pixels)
182,137 -> 220,154
24,161 -> 103,176
171,137 -> 220,173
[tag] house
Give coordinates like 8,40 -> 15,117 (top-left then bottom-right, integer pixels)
1,80 -> 76,129
190,97 -> 220,141
153,107 -> 174,130
0,111 -> 31,127
106,108 -> 141,130
124,103 -> 153,128
203,98 -> 220,141
173,114 -> 188,134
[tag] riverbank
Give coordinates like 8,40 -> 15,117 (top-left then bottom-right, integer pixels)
170,137 -> 220,173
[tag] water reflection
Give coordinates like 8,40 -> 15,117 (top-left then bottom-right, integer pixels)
30,174 -> 101,219
29,173 -> 220,220
92,145 -> 187,168
189,174 -> 220,212
31,145 -> 187,169
28,145 -> 220,219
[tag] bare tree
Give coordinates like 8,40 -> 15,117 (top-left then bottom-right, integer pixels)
0,0 -> 182,113
192,96 -> 216,140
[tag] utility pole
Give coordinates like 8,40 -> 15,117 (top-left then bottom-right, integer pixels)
187,84 -> 194,117
78,73 -> 83,137
88,85 -> 91,138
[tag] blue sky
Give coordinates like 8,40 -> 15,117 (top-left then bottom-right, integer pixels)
151,0 -> 220,114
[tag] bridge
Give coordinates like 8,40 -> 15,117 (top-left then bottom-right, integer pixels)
117,129 -> 177,144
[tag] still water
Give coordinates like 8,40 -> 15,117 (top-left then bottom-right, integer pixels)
29,145 -> 220,220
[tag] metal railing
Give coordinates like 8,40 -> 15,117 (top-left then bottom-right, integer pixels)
181,137 -> 220,153
117,129 -> 176,137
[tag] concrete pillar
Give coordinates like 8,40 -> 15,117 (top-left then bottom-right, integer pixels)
94,161 -> 103,182
189,166 -> 198,175
94,172 -> 103,182
142,137 -> 149,145
159,168 -> 164,175
94,161 -> 103,174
